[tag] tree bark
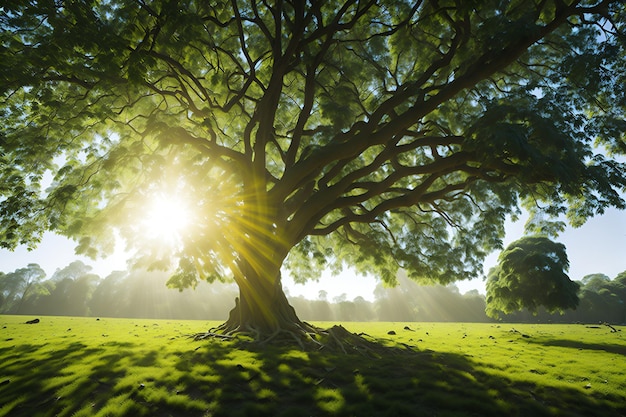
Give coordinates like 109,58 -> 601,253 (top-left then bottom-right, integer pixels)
212,255 -> 316,341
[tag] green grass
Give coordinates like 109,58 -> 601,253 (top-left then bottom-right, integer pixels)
1,317 -> 625,416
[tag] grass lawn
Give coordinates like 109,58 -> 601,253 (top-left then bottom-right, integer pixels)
1,316 -> 625,416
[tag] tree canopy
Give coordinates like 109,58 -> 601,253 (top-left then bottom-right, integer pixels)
485,236 -> 579,318
2,0 -> 626,337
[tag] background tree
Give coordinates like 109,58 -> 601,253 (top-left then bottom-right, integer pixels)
575,272 -> 625,323
485,236 -> 580,318
0,264 -> 46,313
44,274 -> 100,316
2,1 -> 626,340
88,271 -> 127,318
0,271 -> 17,313
50,260 -> 94,282
579,273 -> 611,292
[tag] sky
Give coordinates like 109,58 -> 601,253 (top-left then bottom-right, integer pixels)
2,207 -> 625,301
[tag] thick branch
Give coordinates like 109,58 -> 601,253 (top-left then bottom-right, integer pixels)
310,177 -> 479,237
275,1 -> 590,203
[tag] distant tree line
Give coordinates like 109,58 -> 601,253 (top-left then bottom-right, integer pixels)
0,261 -> 236,320
1,261 -> 624,324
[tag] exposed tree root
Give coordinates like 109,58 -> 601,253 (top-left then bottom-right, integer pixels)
191,323 -> 417,356
191,296 -> 417,355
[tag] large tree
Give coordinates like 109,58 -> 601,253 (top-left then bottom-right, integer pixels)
2,1 -> 625,341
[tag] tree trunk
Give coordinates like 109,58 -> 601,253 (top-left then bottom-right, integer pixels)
201,248 -> 402,355
212,255 -> 316,340
200,189 -> 329,346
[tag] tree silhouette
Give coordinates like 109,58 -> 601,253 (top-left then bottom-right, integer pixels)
2,1 -> 625,341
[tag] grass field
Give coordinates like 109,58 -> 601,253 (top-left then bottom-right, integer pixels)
0,316 -> 625,417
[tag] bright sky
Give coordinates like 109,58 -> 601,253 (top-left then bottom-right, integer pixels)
1,207 -> 625,301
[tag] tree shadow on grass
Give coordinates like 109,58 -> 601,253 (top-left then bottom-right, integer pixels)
527,338 -> 626,357
0,341 -> 135,417
2,336 -> 625,416
169,339 -> 626,417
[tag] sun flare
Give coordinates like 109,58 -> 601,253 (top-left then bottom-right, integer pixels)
142,197 -> 192,243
